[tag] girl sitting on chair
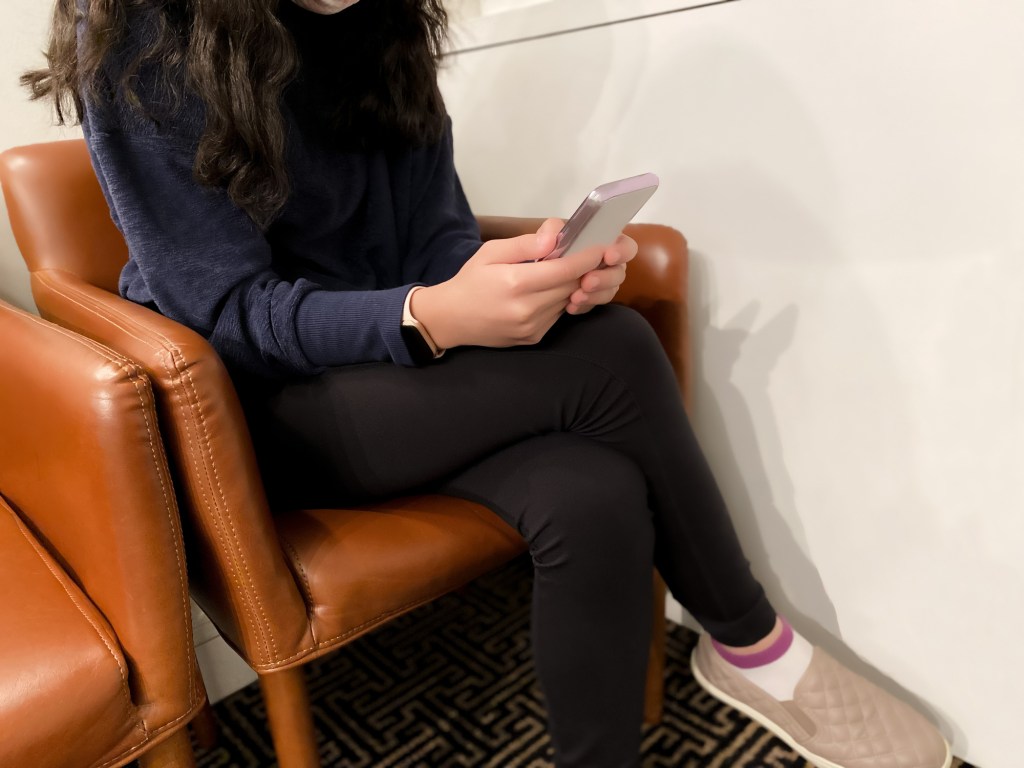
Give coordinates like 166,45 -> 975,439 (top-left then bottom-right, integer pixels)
25,1 -> 950,766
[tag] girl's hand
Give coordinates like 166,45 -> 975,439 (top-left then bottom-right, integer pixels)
412,218 -> 606,349
566,234 -> 638,315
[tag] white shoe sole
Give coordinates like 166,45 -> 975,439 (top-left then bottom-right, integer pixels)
690,648 -> 953,768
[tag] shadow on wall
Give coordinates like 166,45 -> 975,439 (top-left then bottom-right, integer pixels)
685,198 -> 965,752
688,259 -> 836,633
635,33 -> 970,753
444,13 -> 967,753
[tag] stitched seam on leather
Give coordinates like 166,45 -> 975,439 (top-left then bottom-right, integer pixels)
89,703 -> 202,768
37,273 -> 274,660
280,537 -> 316,624
125,369 -> 198,711
7,505 -> 147,739
36,272 -> 164,353
14,306 -> 146,364
273,536 -> 318,660
173,346 -> 279,658
34,275 -> 268,663
60,275 -> 277,662
10,310 -> 189,720
35,273 -> 274,663
167,360 -> 271,663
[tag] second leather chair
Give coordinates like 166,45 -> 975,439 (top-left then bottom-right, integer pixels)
0,300 -> 204,768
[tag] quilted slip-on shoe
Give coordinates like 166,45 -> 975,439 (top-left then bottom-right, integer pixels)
691,634 -> 952,768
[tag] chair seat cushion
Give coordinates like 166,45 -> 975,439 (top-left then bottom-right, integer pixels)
275,494 -> 527,659
0,500 -> 141,768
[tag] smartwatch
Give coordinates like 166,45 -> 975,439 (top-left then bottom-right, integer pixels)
400,286 -> 445,365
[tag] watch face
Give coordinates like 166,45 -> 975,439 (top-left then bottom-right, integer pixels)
400,323 -> 434,366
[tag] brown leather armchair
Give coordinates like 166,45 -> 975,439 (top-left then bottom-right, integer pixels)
1,139 -> 689,767
0,300 -> 205,768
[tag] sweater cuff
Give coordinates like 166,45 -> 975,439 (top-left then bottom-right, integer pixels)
294,285 -> 419,368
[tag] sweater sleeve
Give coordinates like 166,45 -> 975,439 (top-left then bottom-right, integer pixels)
401,119 -> 483,286
83,125 -> 420,378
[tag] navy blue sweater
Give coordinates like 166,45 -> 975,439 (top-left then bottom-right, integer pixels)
82,4 -> 481,378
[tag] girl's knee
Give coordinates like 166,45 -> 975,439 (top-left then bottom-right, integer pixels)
550,304 -> 670,380
524,438 -> 653,572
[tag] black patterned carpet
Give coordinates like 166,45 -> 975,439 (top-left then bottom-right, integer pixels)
191,557 -> 974,768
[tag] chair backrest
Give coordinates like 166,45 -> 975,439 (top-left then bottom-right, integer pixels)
0,299 -> 203,731
0,140 -> 126,292
0,141 -> 313,669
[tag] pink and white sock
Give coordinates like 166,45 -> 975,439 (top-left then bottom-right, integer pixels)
712,618 -> 814,701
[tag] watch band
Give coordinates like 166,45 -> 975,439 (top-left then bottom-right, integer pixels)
401,286 -> 445,363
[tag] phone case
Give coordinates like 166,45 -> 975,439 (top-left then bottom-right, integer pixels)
542,172 -> 660,260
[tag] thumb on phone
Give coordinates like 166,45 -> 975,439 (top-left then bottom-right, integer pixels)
475,218 -> 565,265
534,217 -> 564,258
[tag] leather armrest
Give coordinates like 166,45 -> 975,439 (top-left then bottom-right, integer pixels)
28,270 -> 314,669
0,301 -> 203,730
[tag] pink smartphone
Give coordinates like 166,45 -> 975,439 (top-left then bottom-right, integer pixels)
539,172 -> 660,261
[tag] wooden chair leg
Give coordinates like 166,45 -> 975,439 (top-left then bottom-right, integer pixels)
643,572 -> 667,725
136,727 -> 196,768
260,666 -> 320,768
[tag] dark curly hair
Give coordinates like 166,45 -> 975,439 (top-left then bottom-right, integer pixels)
22,0 -> 450,228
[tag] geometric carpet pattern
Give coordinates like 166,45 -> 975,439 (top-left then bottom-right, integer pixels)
192,557 -> 975,768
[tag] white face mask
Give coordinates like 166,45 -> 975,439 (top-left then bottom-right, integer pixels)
289,0 -> 361,14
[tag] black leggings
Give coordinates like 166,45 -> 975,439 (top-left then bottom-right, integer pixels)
245,304 -> 776,768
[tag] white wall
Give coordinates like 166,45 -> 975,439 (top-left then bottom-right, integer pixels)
441,1 -> 1023,766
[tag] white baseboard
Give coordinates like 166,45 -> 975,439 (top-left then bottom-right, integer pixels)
191,601 -> 258,704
